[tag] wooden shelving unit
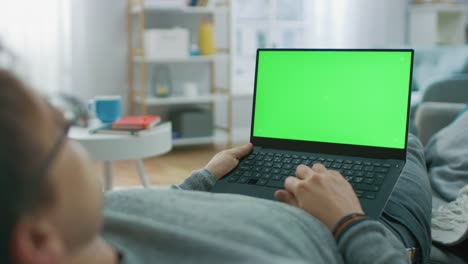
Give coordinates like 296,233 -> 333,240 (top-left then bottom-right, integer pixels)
127,0 -> 233,146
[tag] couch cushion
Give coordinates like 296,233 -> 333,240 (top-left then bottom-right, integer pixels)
414,102 -> 466,145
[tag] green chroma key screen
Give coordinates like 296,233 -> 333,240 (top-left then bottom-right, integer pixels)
252,50 -> 412,149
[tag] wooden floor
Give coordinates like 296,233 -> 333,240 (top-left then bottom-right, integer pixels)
96,144 -> 229,188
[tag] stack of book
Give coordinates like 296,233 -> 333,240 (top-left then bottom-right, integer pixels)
90,115 -> 161,135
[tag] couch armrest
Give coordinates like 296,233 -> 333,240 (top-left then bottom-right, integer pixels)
414,102 -> 465,146
421,74 -> 468,103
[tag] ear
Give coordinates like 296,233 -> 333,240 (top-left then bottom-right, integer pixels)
11,216 -> 65,264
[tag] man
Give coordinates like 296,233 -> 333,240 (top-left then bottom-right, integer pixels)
0,70 -> 431,263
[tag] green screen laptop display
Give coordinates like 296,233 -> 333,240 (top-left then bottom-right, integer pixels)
252,50 -> 412,149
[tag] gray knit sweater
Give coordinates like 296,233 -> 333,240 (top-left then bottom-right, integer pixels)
102,169 -> 409,263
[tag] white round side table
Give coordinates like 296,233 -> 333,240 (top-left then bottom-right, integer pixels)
68,122 -> 172,191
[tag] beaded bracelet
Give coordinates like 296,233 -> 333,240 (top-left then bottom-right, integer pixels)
332,212 -> 368,240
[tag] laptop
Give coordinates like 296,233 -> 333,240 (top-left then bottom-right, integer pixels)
211,49 -> 414,218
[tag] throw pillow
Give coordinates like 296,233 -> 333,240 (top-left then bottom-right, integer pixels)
425,107 -> 468,203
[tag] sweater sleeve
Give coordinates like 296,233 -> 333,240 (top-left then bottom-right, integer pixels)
171,169 -> 217,192
337,220 -> 410,264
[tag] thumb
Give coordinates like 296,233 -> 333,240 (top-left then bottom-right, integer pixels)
228,143 -> 253,159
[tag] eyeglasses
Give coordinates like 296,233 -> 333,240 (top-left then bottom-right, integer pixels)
34,122 -> 71,183
22,103 -> 75,210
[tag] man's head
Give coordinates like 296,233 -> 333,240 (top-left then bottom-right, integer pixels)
0,70 -> 103,263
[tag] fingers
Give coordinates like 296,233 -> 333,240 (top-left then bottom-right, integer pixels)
284,176 -> 302,194
226,143 -> 253,159
311,163 -> 327,172
296,164 -> 312,179
296,163 -> 326,179
274,190 -> 298,207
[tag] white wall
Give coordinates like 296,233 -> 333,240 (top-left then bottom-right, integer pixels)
70,0 -> 128,109
0,0 -> 68,94
304,0 -> 408,48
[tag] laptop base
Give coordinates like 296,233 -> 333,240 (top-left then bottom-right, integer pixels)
211,147 -> 404,219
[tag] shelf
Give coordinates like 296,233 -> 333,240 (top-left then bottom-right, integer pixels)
133,55 -> 227,64
173,136 -> 214,146
134,94 -> 216,105
132,4 -> 216,15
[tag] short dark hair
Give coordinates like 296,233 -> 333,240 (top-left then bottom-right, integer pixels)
0,70 -> 54,263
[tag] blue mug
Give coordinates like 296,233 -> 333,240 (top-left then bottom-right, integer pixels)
90,96 -> 122,123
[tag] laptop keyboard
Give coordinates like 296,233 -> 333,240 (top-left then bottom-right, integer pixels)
225,150 -> 392,200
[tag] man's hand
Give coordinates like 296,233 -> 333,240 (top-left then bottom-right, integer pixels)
205,143 -> 253,180
274,164 -> 364,231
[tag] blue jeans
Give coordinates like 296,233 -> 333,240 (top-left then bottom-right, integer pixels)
380,134 -> 432,263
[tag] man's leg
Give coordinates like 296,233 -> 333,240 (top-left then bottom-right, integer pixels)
380,133 -> 432,263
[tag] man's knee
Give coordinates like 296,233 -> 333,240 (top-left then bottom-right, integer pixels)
381,133 -> 432,263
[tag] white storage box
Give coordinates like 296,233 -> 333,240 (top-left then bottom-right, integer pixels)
144,28 -> 189,60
